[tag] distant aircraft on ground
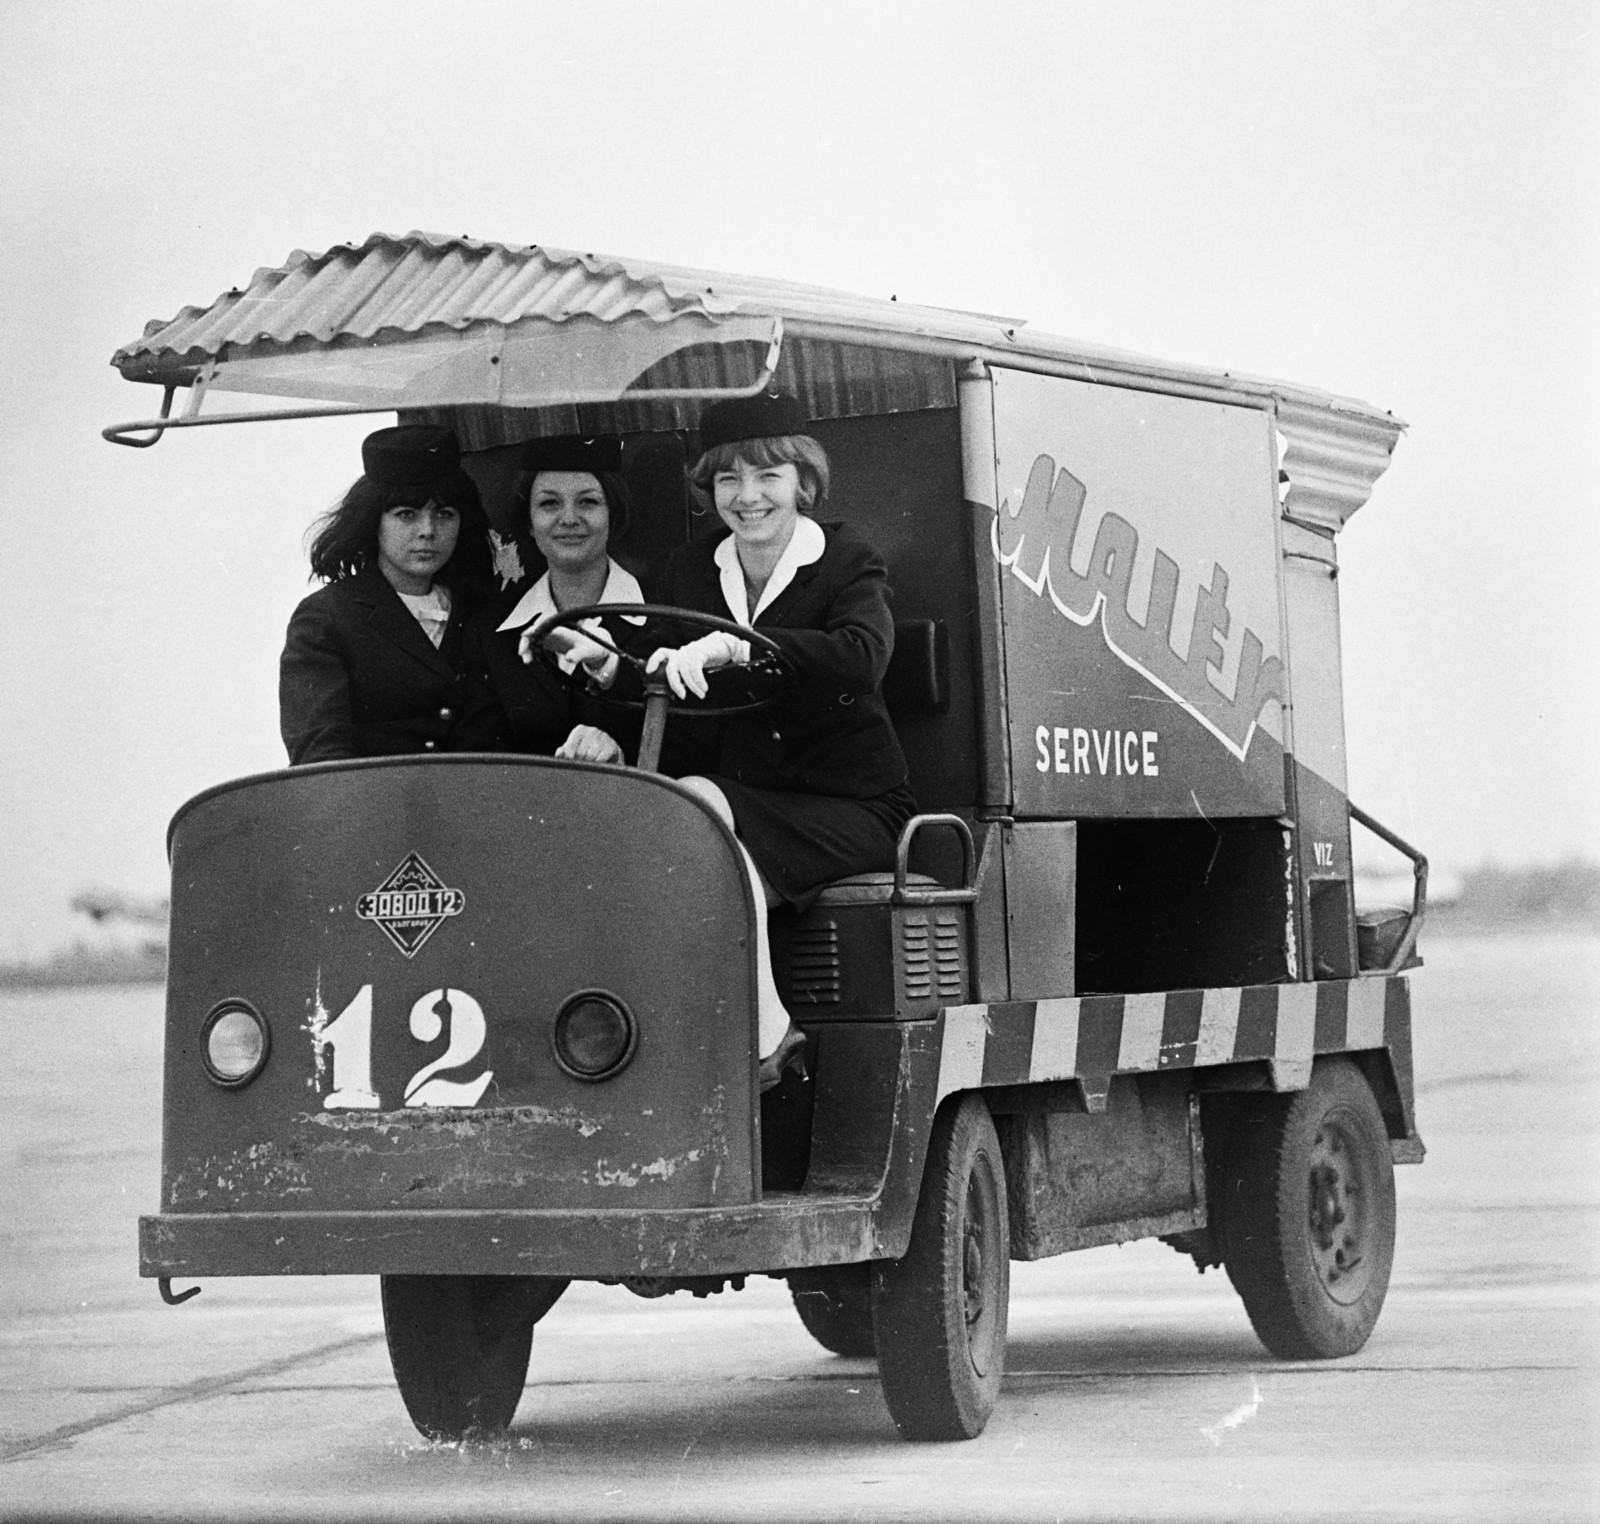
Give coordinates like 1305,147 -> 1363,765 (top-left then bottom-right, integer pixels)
71,889 -> 170,927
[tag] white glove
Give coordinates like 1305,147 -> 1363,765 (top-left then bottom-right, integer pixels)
555,724 -> 624,764
645,631 -> 751,699
520,618 -> 619,686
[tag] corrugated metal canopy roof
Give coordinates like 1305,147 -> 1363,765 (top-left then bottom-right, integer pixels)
110,231 -> 1406,529
113,231 -> 1016,377
112,230 -> 1400,419
116,234 -> 744,369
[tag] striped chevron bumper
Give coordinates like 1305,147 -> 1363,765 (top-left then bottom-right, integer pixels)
936,974 -> 1416,1121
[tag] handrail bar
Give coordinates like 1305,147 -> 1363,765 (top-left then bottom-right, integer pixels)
893,813 -> 981,906
1349,801 -> 1428,974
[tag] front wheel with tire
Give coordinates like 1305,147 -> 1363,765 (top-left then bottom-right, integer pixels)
872,1094 -> 1010,1440
788,1263 -> 876,1357
1219,1058 -> 1396,1359
381,1274 -> 567,1440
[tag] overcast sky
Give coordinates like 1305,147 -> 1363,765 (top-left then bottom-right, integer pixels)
1,0 -> 1595,956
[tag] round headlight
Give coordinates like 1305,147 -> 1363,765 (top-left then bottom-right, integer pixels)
552,990 -> 636,1081
201,1000 -> 270,1088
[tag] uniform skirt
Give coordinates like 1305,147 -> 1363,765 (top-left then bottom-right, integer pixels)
710,777 -> 918,911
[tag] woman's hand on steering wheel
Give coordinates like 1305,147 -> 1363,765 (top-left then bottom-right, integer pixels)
520,620 -> 616,682
524,604 -> 788,718
645,631 -> 750,700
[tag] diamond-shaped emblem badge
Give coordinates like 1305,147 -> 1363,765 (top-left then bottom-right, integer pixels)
355,852 -> 465,958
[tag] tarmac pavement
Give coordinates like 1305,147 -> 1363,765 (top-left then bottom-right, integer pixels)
2,933 -> 1595,1521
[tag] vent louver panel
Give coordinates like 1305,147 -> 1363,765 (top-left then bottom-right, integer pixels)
785,920 -> 841,1005
903,912 -> 965,1002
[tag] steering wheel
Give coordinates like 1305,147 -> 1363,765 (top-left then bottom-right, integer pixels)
523,603 -> 790,772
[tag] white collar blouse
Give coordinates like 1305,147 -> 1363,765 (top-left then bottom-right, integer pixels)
713,514 -> 826,627
495,558 -> 646,633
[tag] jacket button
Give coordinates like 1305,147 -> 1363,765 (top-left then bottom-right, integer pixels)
439,707 -> 453,720
424,741 -> 437,751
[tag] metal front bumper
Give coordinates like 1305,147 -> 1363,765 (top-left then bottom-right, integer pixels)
139,1196 -> 884,1279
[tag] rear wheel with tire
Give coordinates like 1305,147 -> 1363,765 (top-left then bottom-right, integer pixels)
872,1094 -> 1009,1440
381,1274 -> 568,1440
787,1263 -> 876,1357
1219,1059 -> 1396,1359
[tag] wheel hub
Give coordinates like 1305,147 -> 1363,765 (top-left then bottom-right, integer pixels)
1306,1115 -> 1374,1305
964,1227 -> 984,1325
961,1168 -> 1001,1379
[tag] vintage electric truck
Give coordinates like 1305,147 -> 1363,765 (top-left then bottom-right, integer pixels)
112,233 -> 1426,1443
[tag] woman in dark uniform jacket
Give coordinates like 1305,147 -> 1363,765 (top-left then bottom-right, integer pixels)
457,435 -> 643,762
644,393 -> 916,1084
279,425 -> 493,765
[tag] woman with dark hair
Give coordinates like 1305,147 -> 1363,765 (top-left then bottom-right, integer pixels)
458,435 -> 643,761
279,424 -> 493,764
645,393 -> 916,1086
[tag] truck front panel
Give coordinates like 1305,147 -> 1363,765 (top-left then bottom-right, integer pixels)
159,758 -> 759,1219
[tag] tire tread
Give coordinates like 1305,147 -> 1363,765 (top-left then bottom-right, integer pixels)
382,1274 -> 557,1440
873,1096 -> 1009,1440
789,1265 -> 877,1358
1219,1061 -> 1396,1360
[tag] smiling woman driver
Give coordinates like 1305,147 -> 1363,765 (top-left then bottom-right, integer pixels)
279,425 -> 493,765
644,393 -> 916,1087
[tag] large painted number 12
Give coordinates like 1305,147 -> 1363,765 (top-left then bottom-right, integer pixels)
320,985 -> 494,1110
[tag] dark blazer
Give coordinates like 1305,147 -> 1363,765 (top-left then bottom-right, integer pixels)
456,591 -> 643,759
279,565 -> 480,765
646,520 -> 909,798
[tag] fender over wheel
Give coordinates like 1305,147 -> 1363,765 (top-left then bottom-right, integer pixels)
1218,1058 -> 1397,1359
872,1094 -> 1010,1440
787,1263 -> 877,1358
381,1274 -> 568,1441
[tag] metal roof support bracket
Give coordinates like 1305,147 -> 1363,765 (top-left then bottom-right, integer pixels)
495,315 -> 785,406
181,360 -> 217,420
610,315 -> 785,403
102,391 -> 389,448
104,383 -> 178,449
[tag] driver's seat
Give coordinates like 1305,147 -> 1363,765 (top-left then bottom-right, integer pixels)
773,869 -> 967,1018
